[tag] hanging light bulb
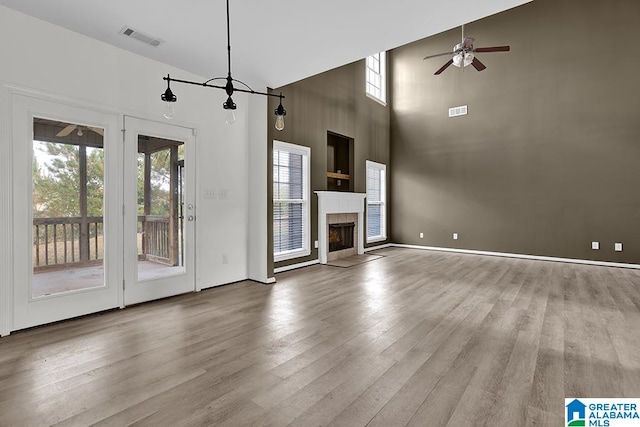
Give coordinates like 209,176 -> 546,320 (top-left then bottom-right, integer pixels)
274,94 -> 286,131
225,109 -> 236,125
161,74 -> 177,120
163,102 -> 176,120
76,127 -> 84,137
223,96 -> 237,125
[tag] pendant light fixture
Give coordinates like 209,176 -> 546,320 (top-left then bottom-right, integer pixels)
160,0 -> 286,130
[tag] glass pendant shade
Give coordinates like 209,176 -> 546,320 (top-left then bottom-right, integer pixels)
225,109 -> 236,125
274,99 -> 286,131
163,102 -> 175,120
274,114 -> 285,131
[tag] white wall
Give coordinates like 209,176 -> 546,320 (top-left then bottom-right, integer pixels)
0,6 -> 268,334
247,95 -> 273,284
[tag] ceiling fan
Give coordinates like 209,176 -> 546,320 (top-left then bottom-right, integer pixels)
56,124 -> 104,137
423,25 -> 510,75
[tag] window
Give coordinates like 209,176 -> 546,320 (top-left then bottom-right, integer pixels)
273,141 -> 311,262
366,51 -> 386,105
366,160 -> 387,242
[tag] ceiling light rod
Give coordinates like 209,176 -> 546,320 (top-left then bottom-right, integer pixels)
162,75 -> 283,100
161,0 -> 287,130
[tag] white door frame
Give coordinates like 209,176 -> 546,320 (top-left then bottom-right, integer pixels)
10,92 -> 123,331
0,83 -> 12,337
123,116 -> 197,305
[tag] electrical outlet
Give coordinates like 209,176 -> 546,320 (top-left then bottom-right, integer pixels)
419,232 -> 424,239
591,241 -> 599,250
219,189 -> 228,200
615,243 -> 623,252
453,233 -> 458,240
222,254 -> 229,264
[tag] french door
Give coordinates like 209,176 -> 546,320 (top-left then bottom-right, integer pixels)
123,117 -> 196,305
12,95 -> 121,330
11,96 -> 196,332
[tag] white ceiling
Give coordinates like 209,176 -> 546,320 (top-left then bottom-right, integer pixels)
0,0 -> 531,89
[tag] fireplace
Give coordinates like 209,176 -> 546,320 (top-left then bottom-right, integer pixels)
329,222 -> 355,252
315,191 -> 366,264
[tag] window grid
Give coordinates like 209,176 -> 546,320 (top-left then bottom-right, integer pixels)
366,51 -> 386,104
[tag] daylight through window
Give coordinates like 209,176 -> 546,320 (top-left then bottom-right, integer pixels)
366,51 -> 386,104
273,141 -> 310,262
366,160 -> 387,242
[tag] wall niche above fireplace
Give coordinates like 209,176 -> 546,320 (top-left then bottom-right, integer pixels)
327,131 -> 354,192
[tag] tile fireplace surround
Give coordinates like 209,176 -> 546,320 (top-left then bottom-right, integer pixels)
315,191 -> 366,264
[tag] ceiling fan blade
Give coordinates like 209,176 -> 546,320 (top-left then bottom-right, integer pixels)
434,59 -> 454,75
423,51 -> 453,60
474,45 -> 510,53
471,57 -> 487,71
56,124 -> 77,137
462,37 -> 475,48
88,127 -> 104,136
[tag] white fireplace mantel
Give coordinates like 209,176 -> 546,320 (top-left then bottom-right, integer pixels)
315,191 -> 366,264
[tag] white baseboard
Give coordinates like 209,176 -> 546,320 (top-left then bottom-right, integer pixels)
274,259 -> 320,274
392,244 -> 640,270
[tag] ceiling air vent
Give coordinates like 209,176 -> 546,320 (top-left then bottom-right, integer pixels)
119,26 -> 163,47
448,105 -> 468,118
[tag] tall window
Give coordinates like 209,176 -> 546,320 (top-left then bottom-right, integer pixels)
366,51 -> 386,105
273,141 -> 311,262
366,160 -> 387,242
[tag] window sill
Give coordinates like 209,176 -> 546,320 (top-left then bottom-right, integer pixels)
274,249 -> 311,263
367,236 -> 387,244
366,93 -> 387,107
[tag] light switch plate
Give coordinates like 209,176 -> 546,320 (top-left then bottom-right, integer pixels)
453,233 -> 458,240
591,241 -> 599,250
203,189 -> 216,199
420,232 -> 424,239
615,243 -> 623,252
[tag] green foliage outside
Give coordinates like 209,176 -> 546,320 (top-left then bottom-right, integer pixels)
33,141 -> 173,219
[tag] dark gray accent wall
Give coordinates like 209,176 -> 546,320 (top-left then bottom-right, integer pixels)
268,60 -> 391,274
390,0 -> 640,263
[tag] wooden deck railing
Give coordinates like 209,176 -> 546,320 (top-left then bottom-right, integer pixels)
33,215 -> 174,271
139,215 -> 172,265
33,216 -> 103,271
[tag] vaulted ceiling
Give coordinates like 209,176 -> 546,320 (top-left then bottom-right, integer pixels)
0,0 -> 531,88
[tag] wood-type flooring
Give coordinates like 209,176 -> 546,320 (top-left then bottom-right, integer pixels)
1,247 -> 639,426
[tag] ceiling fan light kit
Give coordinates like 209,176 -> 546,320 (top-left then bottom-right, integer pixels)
160,0 -> 287,130
423,24 -> 510,75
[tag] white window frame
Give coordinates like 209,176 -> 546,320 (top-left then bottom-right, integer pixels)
366,160 -> 387,243
273,140 -> 311,262
365,51 -> 387,105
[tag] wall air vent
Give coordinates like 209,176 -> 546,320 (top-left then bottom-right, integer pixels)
119,26 -> 163,47
448,105 -> 468,118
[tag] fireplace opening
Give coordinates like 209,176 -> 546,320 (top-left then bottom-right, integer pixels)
329,222 -> 355,252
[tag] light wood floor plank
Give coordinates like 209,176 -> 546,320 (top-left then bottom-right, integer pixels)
0,247 -> 639,426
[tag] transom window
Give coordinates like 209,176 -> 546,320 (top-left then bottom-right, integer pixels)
273,140 -> 311,262
366,51 -> 387,105
366,160 -> 387,242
